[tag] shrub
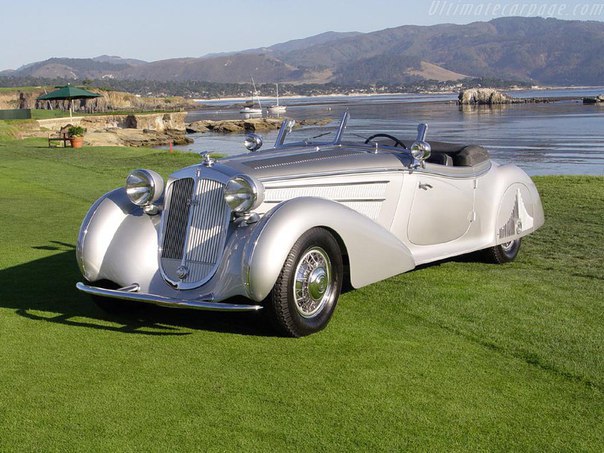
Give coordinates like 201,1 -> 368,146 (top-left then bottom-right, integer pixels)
68,125 -> 86,137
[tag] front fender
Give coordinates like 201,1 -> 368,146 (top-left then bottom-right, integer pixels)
244,197 -> 415,301
76,188 -> 160,289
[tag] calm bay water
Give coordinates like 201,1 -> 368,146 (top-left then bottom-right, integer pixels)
173,88 -> 604,176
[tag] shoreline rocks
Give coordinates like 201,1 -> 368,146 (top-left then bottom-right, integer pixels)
86,128 -> 192,147
37,112 -> 191,147
186,117 -> 332,134
29,113 -> 334,146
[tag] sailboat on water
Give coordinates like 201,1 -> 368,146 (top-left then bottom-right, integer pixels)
268,83 -> 287,114
240,77 -> 263,115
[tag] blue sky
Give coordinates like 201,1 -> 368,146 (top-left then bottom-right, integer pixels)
1,0 -> 602,70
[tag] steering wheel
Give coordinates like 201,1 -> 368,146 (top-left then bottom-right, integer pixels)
364,133 -> 407,148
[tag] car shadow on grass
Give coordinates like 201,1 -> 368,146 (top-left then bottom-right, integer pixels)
2,248 -> 276,337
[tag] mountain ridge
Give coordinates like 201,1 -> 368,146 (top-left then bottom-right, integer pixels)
2,17 -> 603,85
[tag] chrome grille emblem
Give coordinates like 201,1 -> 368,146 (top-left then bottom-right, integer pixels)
176,265 -> 189,280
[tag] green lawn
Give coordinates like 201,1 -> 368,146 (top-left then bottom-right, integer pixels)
0,138 -> 602,451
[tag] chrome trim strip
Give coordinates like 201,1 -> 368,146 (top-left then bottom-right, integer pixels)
264,180 -> 390,190
76,282 -> 263,312
258,161 -> 491,183
259,168 -> 405,183
263,198 -> 386,204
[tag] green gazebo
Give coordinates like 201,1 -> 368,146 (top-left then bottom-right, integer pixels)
37,84 -> 101,117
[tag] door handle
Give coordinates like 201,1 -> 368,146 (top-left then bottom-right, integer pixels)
418,182 -> 433,190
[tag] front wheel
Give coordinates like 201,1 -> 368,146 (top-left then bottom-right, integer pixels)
265,228 -> 343,337
483,238 -> 522,264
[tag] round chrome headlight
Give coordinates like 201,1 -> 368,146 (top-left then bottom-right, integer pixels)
224,175 -> 263,213
244,134 -> 263,152
125,169 -> 164,206
410,141 -> 432,161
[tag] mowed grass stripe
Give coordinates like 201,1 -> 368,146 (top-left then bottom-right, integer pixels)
0,138 -> 602,451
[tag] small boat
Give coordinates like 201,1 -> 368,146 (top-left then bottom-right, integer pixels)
240,106 -> 263,115
268,83 -> 287,114
240,78 -> 263,115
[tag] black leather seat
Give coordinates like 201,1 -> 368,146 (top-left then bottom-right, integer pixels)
426,152 -> 453,166
427,141 -> 490,167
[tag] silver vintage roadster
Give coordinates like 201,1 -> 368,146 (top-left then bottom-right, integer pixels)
76,113 -> 544,336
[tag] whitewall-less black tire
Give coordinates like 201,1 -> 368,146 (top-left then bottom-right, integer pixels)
265,228 -> 343,337
483,238 -> 522,264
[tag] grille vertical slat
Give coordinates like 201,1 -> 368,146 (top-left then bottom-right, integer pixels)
160,176 -> 229,288
161,178 -> 194,259
185,179 -> 228,283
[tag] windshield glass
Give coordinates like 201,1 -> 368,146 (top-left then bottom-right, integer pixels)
277,112 -> 349,147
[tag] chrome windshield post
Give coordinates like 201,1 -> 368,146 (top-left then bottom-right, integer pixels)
416,123 -> 428,142
274,119 -> 296,148
332,111 -> 350,145
410,123 -> 431,169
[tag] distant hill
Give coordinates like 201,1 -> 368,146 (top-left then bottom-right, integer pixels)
12,57 -> 135,80
119,54 -> 313,84
264,31 -> 363,54
92,55 -> 147,66
2,18 -> 603,85
276,17 -> 604,85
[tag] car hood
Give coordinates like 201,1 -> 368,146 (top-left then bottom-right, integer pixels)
218,144 -> 410,181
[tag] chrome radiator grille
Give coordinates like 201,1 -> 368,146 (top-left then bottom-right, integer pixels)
162,178 -> 194,259
160,176 -> 230,288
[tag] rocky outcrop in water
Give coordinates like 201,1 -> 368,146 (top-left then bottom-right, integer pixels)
458,88 -> 513,105
583,95 -> 604,104
457,88 -> 563,105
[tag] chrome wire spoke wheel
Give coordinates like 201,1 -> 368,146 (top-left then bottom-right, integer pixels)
293,247 -> 333,318
266,227 -> 343,337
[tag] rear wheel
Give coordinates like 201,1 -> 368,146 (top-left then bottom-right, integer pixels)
483,238 -> 521,264
265,228 -> 343,337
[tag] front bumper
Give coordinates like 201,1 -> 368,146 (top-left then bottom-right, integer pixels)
76,282 -> 263,312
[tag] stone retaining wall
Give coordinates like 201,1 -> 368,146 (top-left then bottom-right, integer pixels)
37,112 -> 187,132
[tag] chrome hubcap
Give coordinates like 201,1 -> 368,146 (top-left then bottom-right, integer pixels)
308,267 -> 328,301
293,247 -> 332,318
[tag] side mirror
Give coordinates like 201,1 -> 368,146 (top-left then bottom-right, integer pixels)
410,123 -> 431,167
244,134 -> 263,152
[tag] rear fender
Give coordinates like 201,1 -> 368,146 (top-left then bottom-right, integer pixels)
475,164 -> 545,247
243,197 -> 415,301
495,179 -> 545,243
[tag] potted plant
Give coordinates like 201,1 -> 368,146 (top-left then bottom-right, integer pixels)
68,125 -> 86,149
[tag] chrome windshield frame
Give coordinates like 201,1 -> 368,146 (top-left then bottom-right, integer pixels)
274,111 -> 350,149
